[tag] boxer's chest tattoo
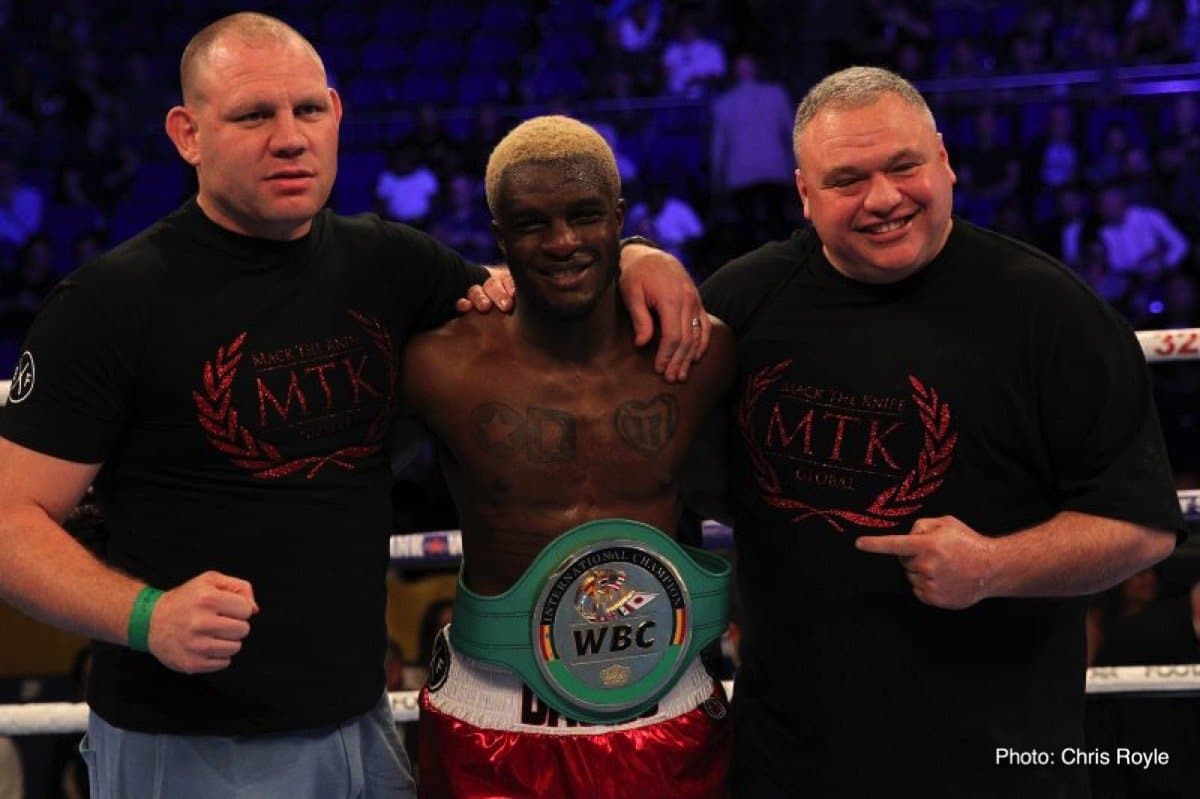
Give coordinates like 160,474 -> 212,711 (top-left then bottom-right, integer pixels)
471,402 -> 575,462
468,394 -> 678,461
614,394 -> 677,456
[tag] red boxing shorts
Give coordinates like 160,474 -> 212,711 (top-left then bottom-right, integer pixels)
417,627 -> 730,799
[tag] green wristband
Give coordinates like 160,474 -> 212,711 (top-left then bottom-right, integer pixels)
127,587 -> 164,653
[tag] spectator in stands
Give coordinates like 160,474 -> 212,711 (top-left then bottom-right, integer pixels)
71,230 -> 105,273
1073,216 -> 1137,309
1169,165 -> 1200,251
1018,5 -> 1056,60
586,119 -> 640,184
542,95 -> 640,186
1122,0 -> 1192,64
52,165 -> 108,251
0,233 -> 57,337
852,0 -> 933,72
661,16 -> 726,98
710,53 -> 795,252
1005,32 -> 1048,74
628,183 -> 705,266
53,49 -> 106,137
376,144 -> 439,229
1086,16 -> 1123,65
1031,104 -> 1081,190
1033,182 -> 1088,261
1086,121 -> 1132,187
401,103 -> 461,183
459,103 -> 504,177
992,196 -> 1033,244
894,41 -> 929,78
1158,92 -> 1200,176
113,54 -> 174,149
1159,94 -> 1200,241
0,57 -> 42,134
956,106 -> 1021,227
941,36 -> 991,78
1161,271 -> 1200,329
1119,143 -> 1163,208
597,67 -> 641,123
0,95 -> 34,151
429,174 -> 494,265
47,0 -> 96,52
54,165 -> 94,210
1185,0 -> 1200,58
612,0 -> 661,54
609,0 -> 663,95
1064,182 -> 1189,277
67,115 -> 141,212
0,153 -> 43,252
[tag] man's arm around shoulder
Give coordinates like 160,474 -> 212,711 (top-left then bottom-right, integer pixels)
400,312 -> 493,414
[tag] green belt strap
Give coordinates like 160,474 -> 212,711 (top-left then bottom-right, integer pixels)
450,518 -> 730,724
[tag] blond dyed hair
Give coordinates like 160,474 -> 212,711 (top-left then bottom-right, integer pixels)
792,66 -> 937,166
485,115 -> 621,216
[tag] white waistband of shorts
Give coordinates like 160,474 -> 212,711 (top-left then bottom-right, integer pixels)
425,625 -> 716,735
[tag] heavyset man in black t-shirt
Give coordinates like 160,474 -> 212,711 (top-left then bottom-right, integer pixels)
0,12 -> 710,799
697,67 -> 1186,797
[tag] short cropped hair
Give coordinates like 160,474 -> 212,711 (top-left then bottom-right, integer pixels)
180,12 -> 324,104
485,115 -> 621,217
792,66 -> 936,165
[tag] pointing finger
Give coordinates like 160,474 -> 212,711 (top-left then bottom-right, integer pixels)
855,534 -> 924,557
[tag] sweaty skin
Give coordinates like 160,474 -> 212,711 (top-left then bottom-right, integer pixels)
403,160 -> 732,594
403,309 -> 731,594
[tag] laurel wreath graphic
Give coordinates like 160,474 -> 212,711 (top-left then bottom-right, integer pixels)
736,362 -> 957,532
191,312 -> 396,479
348,309 -> 398,444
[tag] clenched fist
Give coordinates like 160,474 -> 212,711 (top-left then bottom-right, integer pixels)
145,571 -> 259,673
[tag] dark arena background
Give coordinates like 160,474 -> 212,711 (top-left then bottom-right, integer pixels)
0,1 -> 1198,796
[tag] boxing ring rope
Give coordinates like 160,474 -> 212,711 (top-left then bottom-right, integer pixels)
1,326 -> 1199,735
1136,328 -> 1200,363
3,666 -> 1199,735
390,501 -> 1200,567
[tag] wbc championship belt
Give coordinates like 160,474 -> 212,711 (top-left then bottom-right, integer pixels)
448,518 -> 730,724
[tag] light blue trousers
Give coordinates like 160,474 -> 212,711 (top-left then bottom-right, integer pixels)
80,692 -> 414,798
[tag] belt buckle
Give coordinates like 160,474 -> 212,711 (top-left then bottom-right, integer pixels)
532,537 -> 693,720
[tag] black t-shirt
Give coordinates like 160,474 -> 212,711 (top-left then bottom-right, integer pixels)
0,200 -> 485,735
700,219 -> 1187,796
